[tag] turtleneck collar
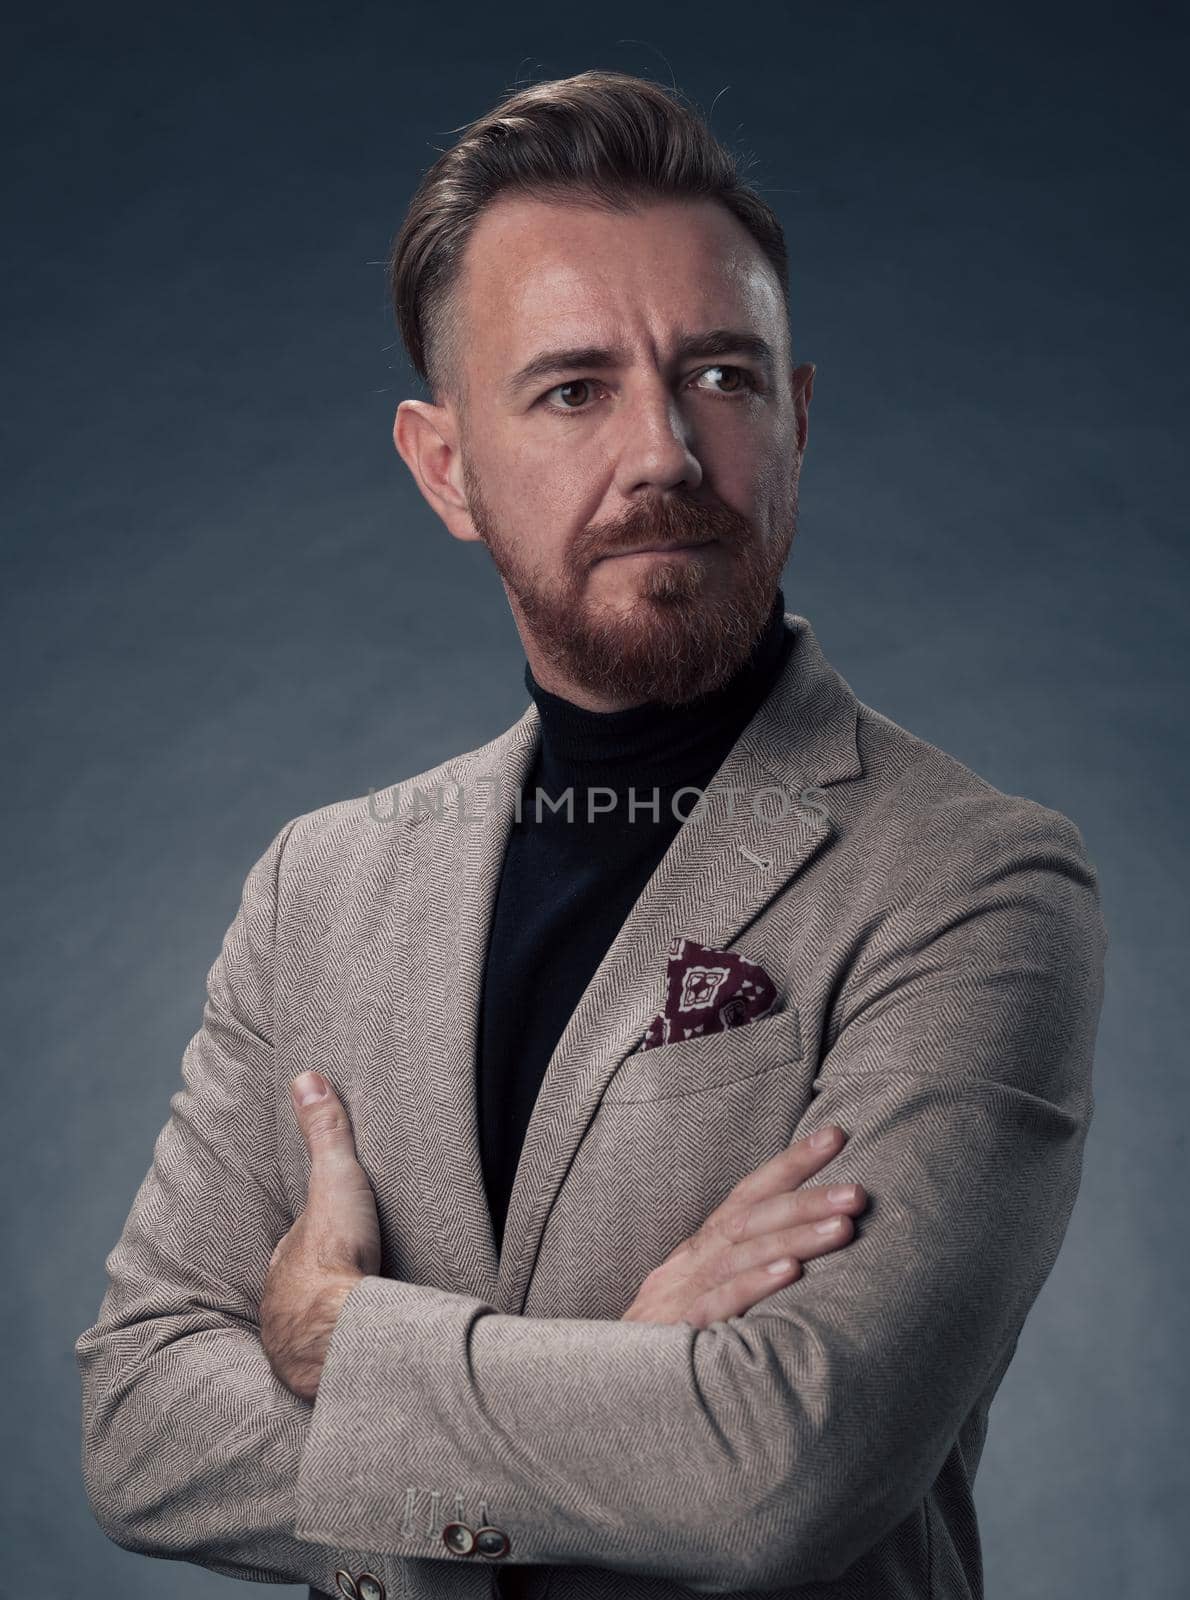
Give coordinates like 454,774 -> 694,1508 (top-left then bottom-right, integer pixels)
522,587 -> 791,787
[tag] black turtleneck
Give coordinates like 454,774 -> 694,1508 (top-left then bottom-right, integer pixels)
475,588 -> 793,1257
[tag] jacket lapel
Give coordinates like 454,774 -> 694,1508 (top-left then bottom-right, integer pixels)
392,614 -> 863,1316
391,701 -> 540,1308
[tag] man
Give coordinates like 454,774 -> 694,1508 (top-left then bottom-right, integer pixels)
76,70 -> 1106,1600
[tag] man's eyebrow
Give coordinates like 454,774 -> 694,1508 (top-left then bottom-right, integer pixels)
502,328 -> 779,400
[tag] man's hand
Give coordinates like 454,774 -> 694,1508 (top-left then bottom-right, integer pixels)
621,1124 -> 866,1327
260,1071 -> 382,1403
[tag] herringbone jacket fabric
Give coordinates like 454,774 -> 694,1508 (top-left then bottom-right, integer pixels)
75,612 -> 1107,1600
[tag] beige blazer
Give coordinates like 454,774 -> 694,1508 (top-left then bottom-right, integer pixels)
76,611 -> 1107,1600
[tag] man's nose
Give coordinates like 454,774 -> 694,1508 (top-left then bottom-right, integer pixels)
612,379 -> 703,496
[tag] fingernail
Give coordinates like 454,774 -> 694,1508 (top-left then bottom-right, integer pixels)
767,1257 -> 794,1275
815,1216 -> 842,1233
811,1127 -> 836,1148
292,1071 -> 329,1106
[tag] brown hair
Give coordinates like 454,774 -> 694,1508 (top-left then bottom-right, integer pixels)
387,69 -> 790,411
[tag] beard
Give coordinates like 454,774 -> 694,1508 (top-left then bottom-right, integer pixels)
461,455 -> 798,708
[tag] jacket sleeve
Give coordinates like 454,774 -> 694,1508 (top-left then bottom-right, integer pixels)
292,798 -> 1107,1594
74,819 -> 391,1592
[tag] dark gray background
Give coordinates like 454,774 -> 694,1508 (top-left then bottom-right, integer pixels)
4,1 -> 1186,1595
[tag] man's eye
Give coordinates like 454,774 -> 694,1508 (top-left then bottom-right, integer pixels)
543,379 -> 600,411
694,364 -> 758,395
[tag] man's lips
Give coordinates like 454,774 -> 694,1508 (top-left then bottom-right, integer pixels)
601,539 -> 717,560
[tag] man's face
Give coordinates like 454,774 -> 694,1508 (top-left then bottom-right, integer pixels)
399,192 -> 813,708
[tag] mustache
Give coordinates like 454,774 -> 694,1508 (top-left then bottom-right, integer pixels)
573,496 -> 753,566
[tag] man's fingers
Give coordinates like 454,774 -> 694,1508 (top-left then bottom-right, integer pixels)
290,1072 -> 357,1170
699,1126 -> 847,1244
684,1256 -> 804,1329
283,1072 -> 382,1281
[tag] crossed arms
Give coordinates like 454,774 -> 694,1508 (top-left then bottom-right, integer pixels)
75,798 -> 1106,1594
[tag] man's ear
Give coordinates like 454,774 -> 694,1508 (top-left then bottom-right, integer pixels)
789,362 -> 815,455
392,400 -> 483,544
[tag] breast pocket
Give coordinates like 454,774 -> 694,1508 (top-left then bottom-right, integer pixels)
602,1005 -> 804,1103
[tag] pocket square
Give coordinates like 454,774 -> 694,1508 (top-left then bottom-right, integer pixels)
638,936 -> 779,1051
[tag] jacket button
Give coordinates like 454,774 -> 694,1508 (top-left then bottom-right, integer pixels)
442,1521 -> 477,1555
475,1526 -> 511,1559
357,1574 -> 385,1600
334,1573 -> 358,1600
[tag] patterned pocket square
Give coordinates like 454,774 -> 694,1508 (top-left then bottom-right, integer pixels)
638,935 -> 779,1051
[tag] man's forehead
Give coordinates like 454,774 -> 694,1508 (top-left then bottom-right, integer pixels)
458,194 -> 784,383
